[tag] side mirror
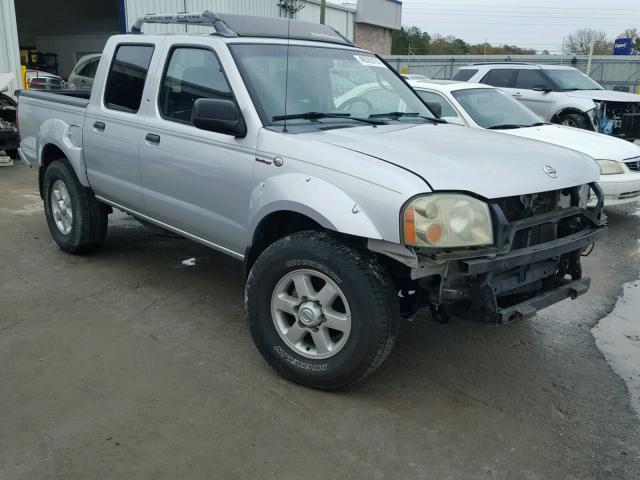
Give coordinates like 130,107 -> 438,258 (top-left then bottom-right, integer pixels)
192,98 -> 247,138
532,84 -> 552,93
424,101 -> 442,118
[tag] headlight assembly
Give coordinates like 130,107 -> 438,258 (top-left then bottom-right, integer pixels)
596,159 -> 624,175
402,194 -> 494,247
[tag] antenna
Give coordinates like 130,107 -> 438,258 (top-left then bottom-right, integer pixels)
282,17 -> 292,133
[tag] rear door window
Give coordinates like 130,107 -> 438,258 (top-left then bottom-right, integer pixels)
480,69 -> 516,88
158,47 -> 233,124
104,45 -> 154,113
78,58 -> 99,79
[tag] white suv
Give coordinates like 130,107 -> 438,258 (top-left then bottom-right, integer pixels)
454,63 -> 640,142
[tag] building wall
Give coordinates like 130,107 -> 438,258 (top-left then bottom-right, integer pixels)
35,34 -> 113,78
354,23 -> 392,55
356,0 -> 401,31
0,0 -> 23,93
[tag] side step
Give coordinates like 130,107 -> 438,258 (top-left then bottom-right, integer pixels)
497,277 -> 591,324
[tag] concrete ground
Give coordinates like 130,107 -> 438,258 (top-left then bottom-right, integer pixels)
1,162 -> 640,480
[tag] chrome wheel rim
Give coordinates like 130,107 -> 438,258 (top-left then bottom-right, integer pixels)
271,269 -> 351,360
50,180 -> 73,235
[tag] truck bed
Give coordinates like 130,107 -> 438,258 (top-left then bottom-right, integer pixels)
17,89 -> 91,169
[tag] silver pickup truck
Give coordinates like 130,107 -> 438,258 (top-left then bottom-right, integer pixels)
18,12 -> 607,390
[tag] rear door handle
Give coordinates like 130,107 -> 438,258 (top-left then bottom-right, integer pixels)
145,133 -> 161,145
512,92 -> 522,97
93,121 -> 105,131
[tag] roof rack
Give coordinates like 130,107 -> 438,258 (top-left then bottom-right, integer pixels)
129,11 -> 355,46
130,11 -> 237,36
470,62 -> 534,66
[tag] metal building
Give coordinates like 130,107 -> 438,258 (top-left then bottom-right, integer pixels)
1,0 -> 401,96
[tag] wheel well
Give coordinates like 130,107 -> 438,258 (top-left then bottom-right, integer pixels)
244,211 -> 325,277
551,108 -> 594,130
38,144 -> 67,198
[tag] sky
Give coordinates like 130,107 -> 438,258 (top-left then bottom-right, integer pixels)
344,0 -> 640,53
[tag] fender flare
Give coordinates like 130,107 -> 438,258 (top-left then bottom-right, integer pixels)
247,173 -> 383,245
37,118 -> 89,186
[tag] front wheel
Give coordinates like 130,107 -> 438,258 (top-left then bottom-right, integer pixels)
246,231 -> 399,390
558,113 -> 589,130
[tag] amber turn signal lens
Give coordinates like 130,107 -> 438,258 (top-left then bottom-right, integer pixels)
403,205 -> 416,244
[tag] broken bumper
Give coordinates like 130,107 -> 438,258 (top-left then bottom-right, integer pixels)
414,183 -> 607,324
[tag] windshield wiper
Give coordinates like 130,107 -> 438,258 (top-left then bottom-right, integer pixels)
487,124 -> 529,130
272,112 -> 386,126
369,111 -> 447,124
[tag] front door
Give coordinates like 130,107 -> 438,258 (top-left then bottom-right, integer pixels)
513,69 -> 555,119
138,45 -> 256,256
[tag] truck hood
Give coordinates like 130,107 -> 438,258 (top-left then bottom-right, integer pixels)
499,124 -> 640,162
564,89 -> 640,103
0,73 -> 15,93
304,124 -> 600,199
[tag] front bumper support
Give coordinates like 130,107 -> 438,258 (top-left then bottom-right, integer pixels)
496,277 -> 590,324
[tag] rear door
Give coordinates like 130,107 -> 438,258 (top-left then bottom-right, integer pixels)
83,43 -> 158,212
513,69 -> 555,118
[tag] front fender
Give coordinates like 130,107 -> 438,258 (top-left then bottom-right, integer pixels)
37,118 -> 89,186
248,173 -> 383,244
550,97 -> 596,121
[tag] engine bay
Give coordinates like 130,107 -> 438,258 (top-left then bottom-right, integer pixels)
595,101 -> 640,141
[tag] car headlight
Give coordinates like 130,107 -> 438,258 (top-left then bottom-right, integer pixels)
597,159 -> 625,175
402,194 -> 494,247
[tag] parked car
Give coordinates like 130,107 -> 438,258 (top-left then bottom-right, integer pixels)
68,54 -> 101,91
401,73 -> 429,81
409,80 -> 640,207
0,75 -> 19,159
453,63 -> 640,143
17,12 -> 606,390
26,69 -> 64,90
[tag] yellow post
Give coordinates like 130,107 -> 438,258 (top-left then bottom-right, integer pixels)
21,65 -> 28,89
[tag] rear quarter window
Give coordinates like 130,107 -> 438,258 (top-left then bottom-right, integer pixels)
452,69 -> 478,81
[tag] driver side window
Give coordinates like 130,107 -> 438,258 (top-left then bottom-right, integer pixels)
158,47 -> 233,124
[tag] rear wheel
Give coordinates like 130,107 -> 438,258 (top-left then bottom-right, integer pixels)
43,160 -> 108,253
558,113 -> 589,130
246,231 -> 399,390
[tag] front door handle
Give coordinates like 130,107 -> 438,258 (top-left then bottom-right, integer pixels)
145,133 -> 161,145
93,121 -> 105,131
512,92 -> 522,97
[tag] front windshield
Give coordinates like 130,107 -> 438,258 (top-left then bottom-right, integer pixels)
545,69 -> 603,91
229,44 -> 433,127
451,88 -> 544,129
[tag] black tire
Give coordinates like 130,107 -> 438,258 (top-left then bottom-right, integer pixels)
43,159 -> 108,254
5,149 -> 19,160
558,113 -> 589,130
246,231 -> 399,390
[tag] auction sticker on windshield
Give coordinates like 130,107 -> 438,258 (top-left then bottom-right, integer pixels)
353,55 -> 385,68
